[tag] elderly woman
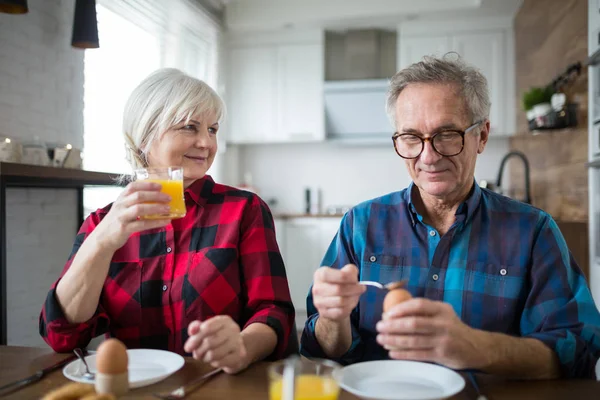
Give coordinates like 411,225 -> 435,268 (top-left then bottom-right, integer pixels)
39,68 -> 295,374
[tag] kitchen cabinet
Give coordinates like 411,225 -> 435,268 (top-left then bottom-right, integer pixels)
397,20 -> 515,136
226,33 -> 324,144
451,31 -> 505,135
274,216 -> 343,327
281,218 -> 322,327
398,35 -> 451,69
228,47 -> 278,143
277,44 -> 325,142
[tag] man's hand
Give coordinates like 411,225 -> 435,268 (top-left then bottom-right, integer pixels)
312,264 -> 366,322
184,316 -> 248,374
375,298 -> 488,370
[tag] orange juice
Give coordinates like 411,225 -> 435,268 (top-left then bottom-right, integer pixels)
269,375 -> 340,400
143,179 -> 186,219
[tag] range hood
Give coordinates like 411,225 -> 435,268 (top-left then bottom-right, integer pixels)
324,79 -> 393,144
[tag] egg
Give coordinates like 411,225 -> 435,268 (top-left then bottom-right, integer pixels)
96,338 -> 128,375
383,288 -> 413,313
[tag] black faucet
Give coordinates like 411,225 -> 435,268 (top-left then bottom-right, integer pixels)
495,151 -> 532,204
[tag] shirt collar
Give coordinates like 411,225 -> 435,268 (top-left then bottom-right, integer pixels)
404,179 -> 482,226
185,174 -> 214,206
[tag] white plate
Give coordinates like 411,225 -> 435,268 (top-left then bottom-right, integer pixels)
335,360 -> 465,400
63,349 -> 185,388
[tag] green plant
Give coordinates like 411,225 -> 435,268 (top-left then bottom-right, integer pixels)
522,86 -> 554,111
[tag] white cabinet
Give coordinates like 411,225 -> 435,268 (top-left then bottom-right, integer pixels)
451,31 -> 505,134
274,216 -> 343,327
283,219 -> 322,313
229,47 -> 278,143
277,44 -> 325,142
227,36 -> 324,144
397,20 -> 515,136
398,35 -> 451,69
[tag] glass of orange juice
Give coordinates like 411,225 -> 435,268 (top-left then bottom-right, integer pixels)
268,357 -> 341,400
134,167 -> 186,219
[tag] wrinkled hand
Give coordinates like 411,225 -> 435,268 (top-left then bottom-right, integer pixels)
184,316 -> 248,374
94,181 -> 172,251
375,298 -> 487,370
312,264 -> 366,322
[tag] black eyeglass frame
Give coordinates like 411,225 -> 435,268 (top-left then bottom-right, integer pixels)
391,120 -> 483,159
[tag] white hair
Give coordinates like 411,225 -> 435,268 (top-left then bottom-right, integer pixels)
122,68 -> 225,172
386,53 -> 490,126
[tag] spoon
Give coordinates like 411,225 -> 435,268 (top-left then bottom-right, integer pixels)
73,348 -> 95,381
359,280 -> 407,290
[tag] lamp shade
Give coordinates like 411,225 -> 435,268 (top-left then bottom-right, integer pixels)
72,0 -> 99,49
0,0 -> 28,14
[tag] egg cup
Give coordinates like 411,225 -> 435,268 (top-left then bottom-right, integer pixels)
95,371 -> 128,397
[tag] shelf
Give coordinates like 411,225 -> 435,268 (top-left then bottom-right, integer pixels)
0,162 -> 121,188
588,159 -> 600,169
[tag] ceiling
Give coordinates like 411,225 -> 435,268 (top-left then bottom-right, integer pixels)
220,0 -> 524,31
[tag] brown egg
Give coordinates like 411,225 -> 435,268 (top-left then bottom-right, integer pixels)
383,288 -> 413,313
96,338 -> 128,375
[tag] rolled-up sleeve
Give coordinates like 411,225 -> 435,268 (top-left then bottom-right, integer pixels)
239,195 -> 295,359
39,212 -> 110,352
300,211 -> 366,365
521,214 -> 600,378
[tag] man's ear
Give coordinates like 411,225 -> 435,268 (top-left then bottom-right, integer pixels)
477,120 -> 491,154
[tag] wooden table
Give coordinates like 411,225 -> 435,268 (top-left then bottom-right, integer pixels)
1,346 -> 599,399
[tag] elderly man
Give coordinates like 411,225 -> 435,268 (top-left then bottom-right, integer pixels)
300,55 -> 600,379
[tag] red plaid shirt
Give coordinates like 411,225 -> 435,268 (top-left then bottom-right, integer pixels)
39,175 -> 295,358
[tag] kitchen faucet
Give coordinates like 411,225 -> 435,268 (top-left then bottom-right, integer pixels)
495,151 -> 532,204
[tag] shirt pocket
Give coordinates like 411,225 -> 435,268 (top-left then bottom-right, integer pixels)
358,254 -> 406,334
463,262 -> 527,333
184,249 -> 242,322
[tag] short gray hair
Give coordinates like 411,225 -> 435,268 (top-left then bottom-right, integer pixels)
386,53 -> 490,126
122,68 -> 225,171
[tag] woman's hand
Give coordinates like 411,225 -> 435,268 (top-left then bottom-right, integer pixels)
184,316 -> 249,374
94,181 -> 172,251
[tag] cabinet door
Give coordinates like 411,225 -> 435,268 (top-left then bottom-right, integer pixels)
319,217 -> 343,259
398,35 -> 452,70
451,31 -> 505,133
277,44 -> 325,142
284,219 -> 322,315
228,47 -> 277,143
274,218 -> 286,258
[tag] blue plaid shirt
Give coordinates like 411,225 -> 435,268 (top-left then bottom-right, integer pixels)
300,182 -> 600,378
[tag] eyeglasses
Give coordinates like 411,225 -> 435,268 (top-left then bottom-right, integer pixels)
392,121 -> 483,159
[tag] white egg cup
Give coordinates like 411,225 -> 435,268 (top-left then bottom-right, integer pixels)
95,371 -> 129,397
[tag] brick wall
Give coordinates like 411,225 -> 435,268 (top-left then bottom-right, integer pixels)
0,1 -> 85,346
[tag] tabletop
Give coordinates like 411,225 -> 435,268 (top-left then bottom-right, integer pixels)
0,346 -> 598,399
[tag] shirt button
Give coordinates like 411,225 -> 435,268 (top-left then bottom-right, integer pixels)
500,268 -> 507,276
166,247 -> 172,253
162,285 -> 168,291
432,274 -> 439,281
429,230 -> 436,237
369,256 -> 377,262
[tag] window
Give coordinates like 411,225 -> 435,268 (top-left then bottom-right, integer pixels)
83,0 -> 221,214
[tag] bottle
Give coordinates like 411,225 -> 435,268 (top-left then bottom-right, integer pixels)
304,187 -> 321,215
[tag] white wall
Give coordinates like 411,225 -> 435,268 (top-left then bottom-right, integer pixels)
227,138 -> 510,213
0,0 -> 84,346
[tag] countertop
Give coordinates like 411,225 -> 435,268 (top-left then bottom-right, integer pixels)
273,213 -> 345,219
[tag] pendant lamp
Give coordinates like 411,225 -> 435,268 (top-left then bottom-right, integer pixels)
72,0 -> 99,49
0,0 -> 28,14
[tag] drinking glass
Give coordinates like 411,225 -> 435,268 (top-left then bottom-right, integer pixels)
134,167 -> 186,219
268,357 -> 341,400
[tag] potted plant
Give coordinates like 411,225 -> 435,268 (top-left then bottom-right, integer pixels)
522,86 -> 554,128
